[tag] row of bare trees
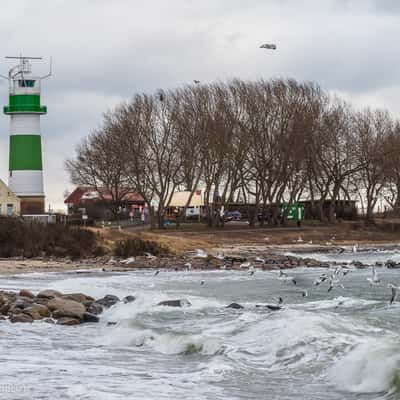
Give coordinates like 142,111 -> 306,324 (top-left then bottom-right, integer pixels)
66,78 -> 400,228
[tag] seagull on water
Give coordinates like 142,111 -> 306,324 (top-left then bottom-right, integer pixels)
154,270 -> 160,276
200,280 -> 205,286
367,266 -> 380,286
266,297 -> 283,311
302,290 -> 308,297
249,266 -> 255,276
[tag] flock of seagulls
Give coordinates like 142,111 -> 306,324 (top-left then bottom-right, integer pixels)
149,247 -> 400,307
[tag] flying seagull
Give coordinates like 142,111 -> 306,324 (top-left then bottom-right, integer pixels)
278,269 -> 296,285
367,266 -> 380,286
388,284 -> 399,305
260,43 -> 277,50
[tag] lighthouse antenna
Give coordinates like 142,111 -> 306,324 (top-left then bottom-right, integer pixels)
40,57 -> 52,80
5,56 -> 43,60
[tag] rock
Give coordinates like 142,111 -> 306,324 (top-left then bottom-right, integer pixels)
56,317 -> 81,326
10,313 -> 33,323
19,289 -> 35,299
13,297 -> 33,310
226,303 -> 244,309
82,312 -> 99,323
0,315 -> 6,320
86,302 -> 103,315
95,295 -> 120,308
24,304 -> 50,320
62,293 -> 95,305
37,289 -> 62,299
157,299 -> 191,307
123,295 -> 136,304
0,302 -> 11,315
48,298 -> 86,320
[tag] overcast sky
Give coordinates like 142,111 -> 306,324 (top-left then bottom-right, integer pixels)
0,0 -> 399,211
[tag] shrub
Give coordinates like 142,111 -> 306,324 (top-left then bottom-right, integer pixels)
114,238 -> 169,257
0,217 -> 104,258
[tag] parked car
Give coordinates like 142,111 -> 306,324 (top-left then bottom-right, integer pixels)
225,210 -> 242,221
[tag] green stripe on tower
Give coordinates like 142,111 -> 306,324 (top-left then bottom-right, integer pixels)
9,135 -> 43,170
3,95 -> 47,114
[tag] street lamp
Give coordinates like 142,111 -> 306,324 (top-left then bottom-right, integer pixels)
260,43 -> 277,50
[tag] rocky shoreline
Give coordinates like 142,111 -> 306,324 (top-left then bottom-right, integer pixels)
0,289 -> 135,325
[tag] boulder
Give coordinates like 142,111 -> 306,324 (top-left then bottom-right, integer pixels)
157,299 -> 191,307
86,303 -> 103,315
95,295 -> 120,308
226,303 -> 244,309
10,313 -> 33,323
24,304 -> 50,320
48,298 -> 86,320
56,317 -> 81,326
19,289 -> 35,299
123,295 -> 136,304
0,302 -> 11,315
37,289 -> 62,299
82,312 -> 99,323
62,293 -> 95,306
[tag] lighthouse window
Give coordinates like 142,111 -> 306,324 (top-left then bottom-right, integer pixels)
18,80 -> 35,88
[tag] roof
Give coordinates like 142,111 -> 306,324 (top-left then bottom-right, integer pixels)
169,190 -> 204,208
64,186 -> 145,204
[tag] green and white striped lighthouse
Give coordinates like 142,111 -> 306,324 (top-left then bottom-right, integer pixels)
2,56 -> 51,214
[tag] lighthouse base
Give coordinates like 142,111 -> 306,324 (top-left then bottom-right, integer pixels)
19,196 -> 45,215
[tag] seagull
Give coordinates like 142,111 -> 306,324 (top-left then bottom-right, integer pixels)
121,257 -> 135,264
154,270 -> 160,276
184,262 -> 192,270
266,297 -> 283,311
193,80 -> 200,84
144,252 -> 157,260
278,269 -> 296,285
240,261 -> 252,269
194,249 -> 208,258
388,284 -> 399,305
338,248 -> 345,254
314,273 -> 328,286
367,266 -> 380,286
200,280 -> 205,286
254,256 -> 265,265
215,252 -> 225,260
294,236 -> 303,243
327,275 -> 344,292
249,266 -> 255,276
260,43 -> 277,50
352,244 -> 358,253
302,290 -> 308,297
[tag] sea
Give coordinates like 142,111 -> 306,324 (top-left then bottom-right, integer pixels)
1,247 -> 400,399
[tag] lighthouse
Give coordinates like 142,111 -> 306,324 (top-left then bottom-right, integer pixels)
2,56 -> 51,214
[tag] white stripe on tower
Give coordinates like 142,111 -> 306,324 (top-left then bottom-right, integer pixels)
10,114 -> 40,134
